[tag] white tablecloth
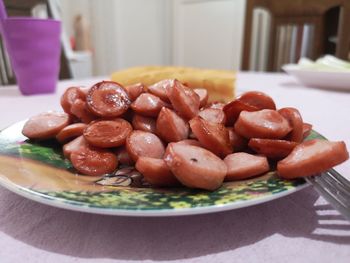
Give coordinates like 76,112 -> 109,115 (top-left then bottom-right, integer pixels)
0,72 -> 349,263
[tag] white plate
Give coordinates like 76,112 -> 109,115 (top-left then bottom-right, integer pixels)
0,121 -> 309,217
283,64 -> 350,91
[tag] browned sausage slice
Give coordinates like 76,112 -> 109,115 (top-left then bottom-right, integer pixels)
70,99 -> 96,124
278,107 -> 303,142
115,146 -> 134,166
164,144 -> 227,190
194,88 -> 208,108
124,83 -> 146,101
60,87 -> 86,114
63,135 -> 89,159
84,119 -> 133,148
56,123 -> 87,144
237,91 -> 276,110
198,108 -> 226,124
248,138 -> 298,159
234,109 -> 292,139
189,116 -> 232,158
223,99 -> 259,126
126,130 -> 165,161
135,157 -> 179,187
277,139 -> 349,179
227,127 -> 247,152
302,123 -> 313,139
148,79 -> 173,103
71,147 -> 118,176
22,112 -> 70,140
86,81 -> 131,117
156,107 -> 189,142
166,80 -> 200,119
224,152 -> 269,181
132,114 -> 156,133
130,93 -> 170,117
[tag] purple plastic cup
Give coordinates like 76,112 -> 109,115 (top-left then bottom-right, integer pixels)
1,17 -> 61,95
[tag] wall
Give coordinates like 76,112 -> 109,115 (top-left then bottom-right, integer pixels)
60,0 -> 246,76
109,0 -> 170,69
60,0 -> 92,40
172,0 -> 246,70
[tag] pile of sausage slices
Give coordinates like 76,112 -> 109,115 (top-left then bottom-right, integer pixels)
22,79 -> 349,191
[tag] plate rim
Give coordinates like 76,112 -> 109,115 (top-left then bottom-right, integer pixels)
0,173 -> 308,216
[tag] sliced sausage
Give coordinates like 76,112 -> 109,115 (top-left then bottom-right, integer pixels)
63,135 -> 89,159
224,152 -> 269,181
189,131 -> 197,139
135,157 -> 179,187
302,123 -> 313,139
115,146 -> 134,166
223,99 -> 259,126
277,139 -> 349,179
156,107 -> 189,142
79,87 -> 90,96
86,81 -> 131,117
237,91 -> 276,110
248,138 -> 298,159
163,140 -> 203,162
60,86 -> 86,114
278,107 -> 303,142
132,114 -> 156,133
130,93 -> 170,117
126,130 -> 165,161
198,108 -> 226,124
83,119 -> 132,148
227,127 -> 248,152
204,101 -> 226,110
56,123 -> 87,144
70,99 -> 96,124
166,79 -> 200,119
189,116 -> 232,158
148,79 -> 173,103
22,112 -> 70,140
71,146 -> 118,176
175,139 -> 202,147
234,109 -> 292,139
194,88 -> 208,108
124,83 -> 146,101
120,108 -> 134,123
164,144 -> 227,191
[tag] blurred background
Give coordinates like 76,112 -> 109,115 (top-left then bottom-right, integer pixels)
0,0 -> 349,83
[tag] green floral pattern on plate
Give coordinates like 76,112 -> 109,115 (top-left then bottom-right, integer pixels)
39,173 -> 304,210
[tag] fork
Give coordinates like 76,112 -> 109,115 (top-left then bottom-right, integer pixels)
306,169 -> 350,221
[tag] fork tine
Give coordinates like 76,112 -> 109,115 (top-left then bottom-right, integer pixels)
306,176 -> 347,211
315,175 -> 350,208
321,172 -> 350,199
306,175 -> 350,221
328,169 -> 350,189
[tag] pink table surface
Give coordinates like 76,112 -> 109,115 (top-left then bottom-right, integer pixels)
0,72 -> 349,263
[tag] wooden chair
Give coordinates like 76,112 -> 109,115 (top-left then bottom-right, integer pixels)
242,0 -> 350,71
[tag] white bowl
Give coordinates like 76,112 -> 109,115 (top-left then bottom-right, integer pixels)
282,64 -> 350,91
